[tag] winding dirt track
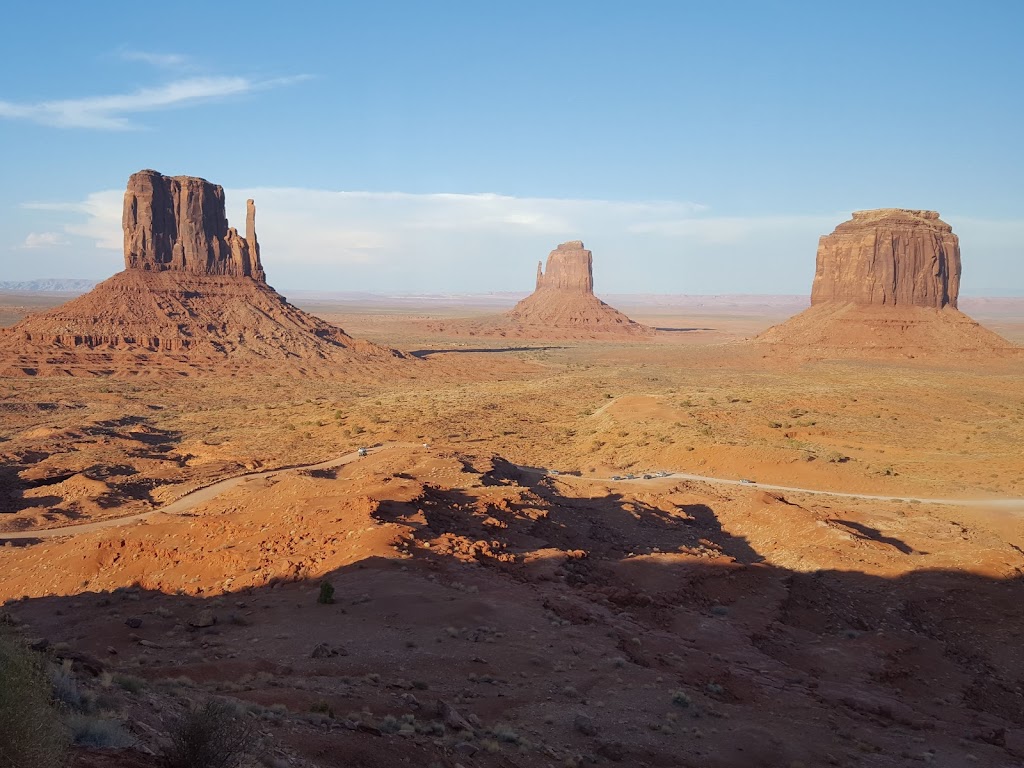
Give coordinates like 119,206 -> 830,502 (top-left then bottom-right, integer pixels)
2,442 -> 1022,541
0,444 -> 415,541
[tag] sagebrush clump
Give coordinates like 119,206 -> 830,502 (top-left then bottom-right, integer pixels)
161,699 -> 253,768
0,632 -> 69,768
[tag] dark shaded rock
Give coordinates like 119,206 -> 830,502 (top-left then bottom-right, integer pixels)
188,609 -> 216,628
574,712 -> 598,736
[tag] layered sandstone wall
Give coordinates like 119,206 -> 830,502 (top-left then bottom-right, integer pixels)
810,209 -> 960,309
535,241 -> 594,294
123,169 -> 265,281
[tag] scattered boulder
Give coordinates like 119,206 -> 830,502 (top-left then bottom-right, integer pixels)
596,740 -> 627,761
574,712 -> 598,736
310,642 -> 348,659
438,700 -> 473,732
188,609 -> 216,629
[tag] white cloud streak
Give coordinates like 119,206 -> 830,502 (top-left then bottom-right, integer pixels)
0,75 -> 310,130
20,232 -> 69,249
117,50 -> 193,70
24,191 -> 124,249
17,188 -> 1024,295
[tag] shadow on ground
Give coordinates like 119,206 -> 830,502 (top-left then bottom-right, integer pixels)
3,457 -> 1023,768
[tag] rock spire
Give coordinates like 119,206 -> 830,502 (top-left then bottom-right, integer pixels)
122,169 -> 265,281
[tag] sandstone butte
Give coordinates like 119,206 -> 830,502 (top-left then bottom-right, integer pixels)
0,170 -> 402,376
506,241 -> 650,335
757,208 -> 1017,358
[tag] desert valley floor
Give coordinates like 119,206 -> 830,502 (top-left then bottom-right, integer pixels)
2,292 -> 1024,768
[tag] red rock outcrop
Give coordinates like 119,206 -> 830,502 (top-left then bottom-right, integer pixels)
810,209 -> 960,309
0,170 -> 403,376
123,169 -> 265,281
423,241 -> 651,339
504,242 -> 651,336
757,210 -> 1016,360
533,240 -> 594,293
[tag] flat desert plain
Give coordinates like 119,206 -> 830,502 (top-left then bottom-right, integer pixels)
2,292 -> 1024,768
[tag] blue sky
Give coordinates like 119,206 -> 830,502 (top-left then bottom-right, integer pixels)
2,1 -> 1022,294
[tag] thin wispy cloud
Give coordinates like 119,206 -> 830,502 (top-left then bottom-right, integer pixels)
19,232 -> 68,249
0,74 -> 310,130
117,50 -> 194,70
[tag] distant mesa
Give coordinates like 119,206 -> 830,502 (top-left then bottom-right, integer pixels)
428,241 -> 651,340
506,241 -> 650,334
0,279 -> 96,293
757,209 -> 1017,359
0,170 -> 403,376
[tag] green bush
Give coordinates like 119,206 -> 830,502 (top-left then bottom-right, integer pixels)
317,581 -> 335,605
161,700 -> 252,768
0,632 -> 69,768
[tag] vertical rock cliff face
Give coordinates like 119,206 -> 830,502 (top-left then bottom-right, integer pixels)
810,209 -> 960,309
535,241 -> 595,294
122,169 -> 265,281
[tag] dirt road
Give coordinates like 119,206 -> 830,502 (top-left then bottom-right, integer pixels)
0,444 -> 409,541
3,443 -> 1022,541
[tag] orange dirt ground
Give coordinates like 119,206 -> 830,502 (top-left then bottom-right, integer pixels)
1,293 -> 1023,768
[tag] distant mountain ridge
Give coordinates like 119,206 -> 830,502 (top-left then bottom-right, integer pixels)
0,279 -> 97,293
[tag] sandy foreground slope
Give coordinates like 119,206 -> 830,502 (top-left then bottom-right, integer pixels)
0,297 -> 1023,767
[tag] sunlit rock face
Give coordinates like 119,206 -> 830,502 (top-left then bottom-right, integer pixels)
810,209 -> 960,309
123,169 -> 265,281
